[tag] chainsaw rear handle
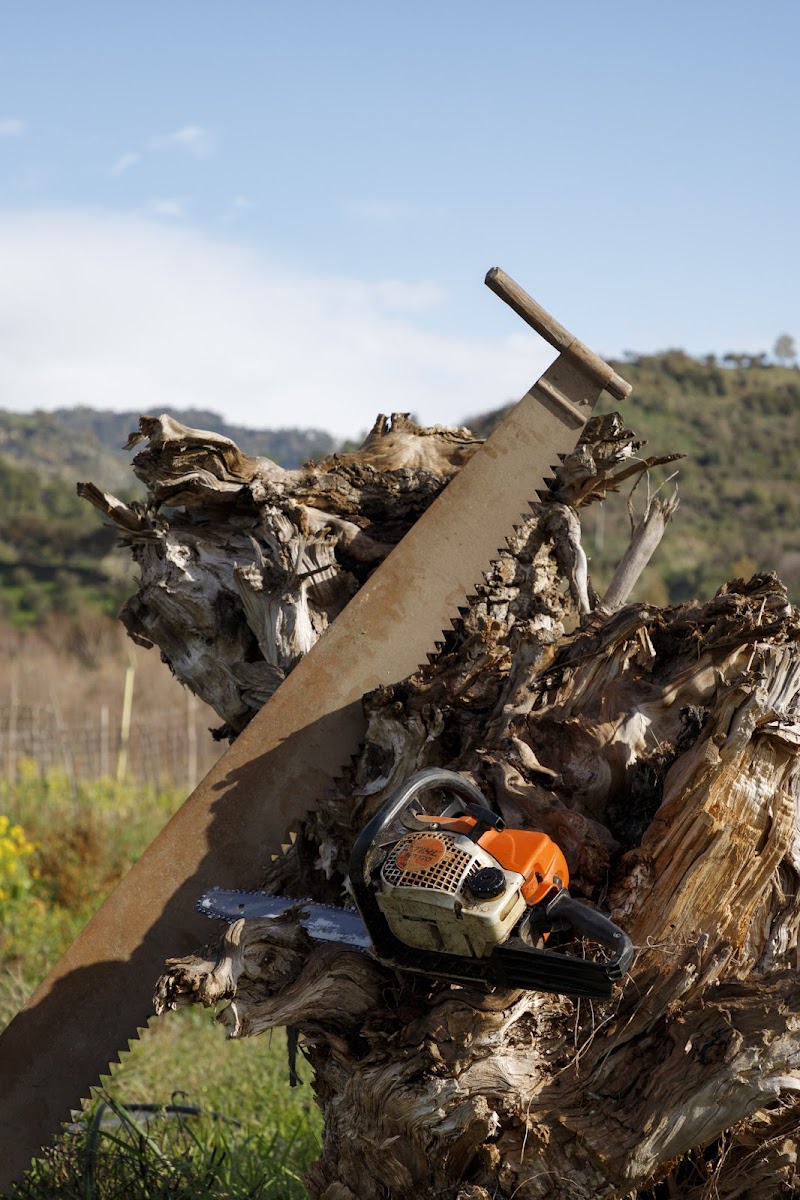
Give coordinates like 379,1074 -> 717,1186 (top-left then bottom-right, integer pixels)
545,889 -> 633,981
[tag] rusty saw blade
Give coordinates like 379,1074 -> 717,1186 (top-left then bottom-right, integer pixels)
0,268 -> 630,1189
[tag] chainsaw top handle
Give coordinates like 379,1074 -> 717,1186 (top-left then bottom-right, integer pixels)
349,767 -> 492,957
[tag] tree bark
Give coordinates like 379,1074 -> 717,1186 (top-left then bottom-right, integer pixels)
83,411 -> 800,1199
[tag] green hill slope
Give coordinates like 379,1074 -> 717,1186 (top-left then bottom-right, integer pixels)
1,353 -> 797,629
1,406 -> 338,494
0,407 -> 340,625
0,410 -> 133,493
468,351 -> 800,604
51,406 -> 338,470
0,452 -> 130,625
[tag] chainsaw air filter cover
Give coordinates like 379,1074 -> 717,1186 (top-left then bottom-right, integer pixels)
377,829 -> 527,958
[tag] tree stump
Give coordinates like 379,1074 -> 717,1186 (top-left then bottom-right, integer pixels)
82,410 -> 800,1199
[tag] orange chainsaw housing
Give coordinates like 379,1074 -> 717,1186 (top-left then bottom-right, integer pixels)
416,814 -> 568,905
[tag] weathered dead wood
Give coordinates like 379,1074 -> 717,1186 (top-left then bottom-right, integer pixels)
84,410 -> 800,1198
80,412 -> 482,736
601,484 -> 680,612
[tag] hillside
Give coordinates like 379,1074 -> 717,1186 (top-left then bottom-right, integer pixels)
468,351 -> 800,604
0,407 -> 340,626
0,452 -> 132,626
1,406 -> 339,489
51,407 -> 339,472
608,352 -> 799,602
0,353 -> 798,629
0,410 -> 134,493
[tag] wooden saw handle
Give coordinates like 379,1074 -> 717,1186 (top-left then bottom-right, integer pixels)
485,267 -> 632,403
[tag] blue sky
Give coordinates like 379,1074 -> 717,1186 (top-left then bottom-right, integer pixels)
1,1 -> 797,438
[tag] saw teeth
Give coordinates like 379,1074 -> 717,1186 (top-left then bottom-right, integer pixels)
65,1020 -> 153,1129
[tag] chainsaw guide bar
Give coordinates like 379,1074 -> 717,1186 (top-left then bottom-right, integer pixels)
197,889 -> 374,950
0,271 -> 631,1189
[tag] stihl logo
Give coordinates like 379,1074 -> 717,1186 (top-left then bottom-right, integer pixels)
395,836 -> 447,872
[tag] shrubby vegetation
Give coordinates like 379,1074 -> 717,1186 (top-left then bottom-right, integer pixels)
0,766 -> 320,1198
604,351 -> 800,601
0,765 -> 184,1001
0,813 -> 38,904
0,455 -> 131,626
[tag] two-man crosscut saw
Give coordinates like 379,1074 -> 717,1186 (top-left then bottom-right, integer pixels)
0,269 -> 631,1189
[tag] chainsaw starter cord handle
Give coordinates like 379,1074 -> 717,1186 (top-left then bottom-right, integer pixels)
546,889 -> 633,981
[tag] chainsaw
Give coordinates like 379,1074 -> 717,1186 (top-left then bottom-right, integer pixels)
0,270 -> 633,1189
198,768 -> 633,999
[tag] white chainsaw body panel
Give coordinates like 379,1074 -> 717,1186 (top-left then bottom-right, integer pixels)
376,830 -> 526,958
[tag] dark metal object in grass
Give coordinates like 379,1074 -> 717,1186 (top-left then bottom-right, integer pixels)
68,1101 -> 242,1133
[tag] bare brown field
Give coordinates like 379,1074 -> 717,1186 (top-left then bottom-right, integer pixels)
0,613 -> 223,789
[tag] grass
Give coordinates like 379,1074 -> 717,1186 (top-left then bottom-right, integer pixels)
15,1104 -> 314,1200
0,766 -> 321,1198
6,1013 -> 320,1200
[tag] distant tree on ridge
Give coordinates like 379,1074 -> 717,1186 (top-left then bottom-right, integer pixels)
773,333 -> 797,366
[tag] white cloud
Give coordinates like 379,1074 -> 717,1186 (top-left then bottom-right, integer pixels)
111,151 -> 140,175
0,210 -> 556,440
150,125 -> 215,157
345,199 -> 425,223
373,279 -> 445,311
220,194 -> 254,223
0,118 -> 25,136
149,198 -> 185,218
111,126 -> 213,176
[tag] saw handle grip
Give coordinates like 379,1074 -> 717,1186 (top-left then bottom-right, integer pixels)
545,889 -> 633,981
485,267 -> 632,404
